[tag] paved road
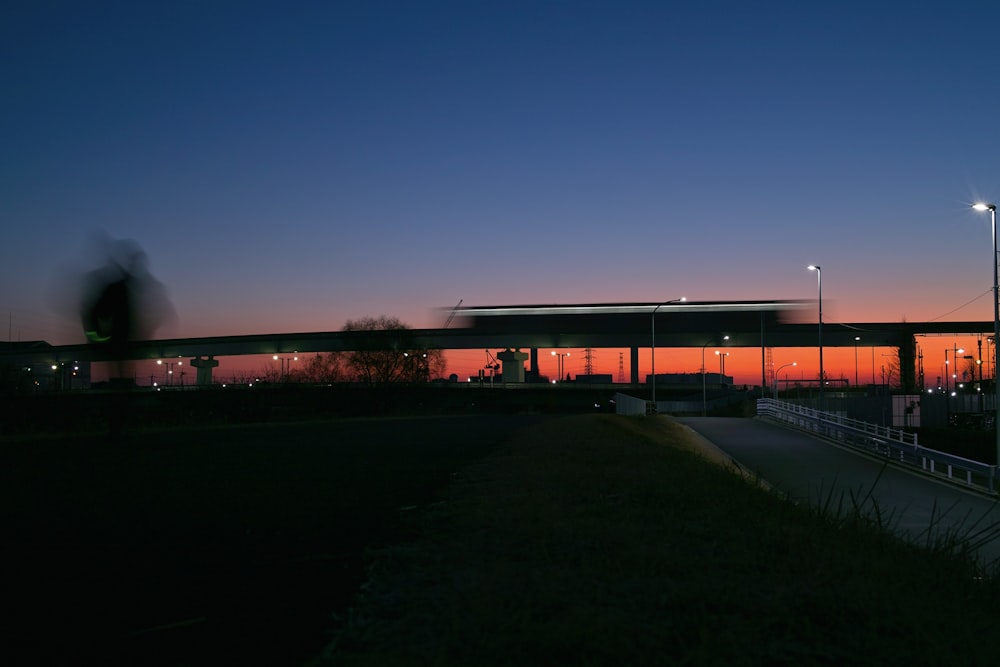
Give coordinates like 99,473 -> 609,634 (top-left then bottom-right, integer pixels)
677,416 -> 1000,570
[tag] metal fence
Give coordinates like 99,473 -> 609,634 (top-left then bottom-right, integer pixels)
757,398 -> 999,494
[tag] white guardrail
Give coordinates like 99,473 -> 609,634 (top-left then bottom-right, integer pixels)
757,399 -> 999,494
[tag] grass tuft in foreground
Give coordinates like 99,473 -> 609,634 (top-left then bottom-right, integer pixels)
316,414 -> 1000,666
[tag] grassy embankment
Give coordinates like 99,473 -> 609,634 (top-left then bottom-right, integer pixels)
320,414 -> 1000,666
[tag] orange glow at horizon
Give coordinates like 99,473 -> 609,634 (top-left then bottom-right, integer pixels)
88,334 -> 997,390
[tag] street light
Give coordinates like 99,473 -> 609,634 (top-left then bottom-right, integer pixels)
774,362 -> 797,399
651,297 -> 686,409
273,354 -> 298,382
944,346 -> 965,426
854,336 -> 861,388
807,265 -> 824,410
551,350 -> 570,383
715,350 -> 729,387
702,335 -> 729,416
973,202 -> 1000,467
157,358 -> 182,386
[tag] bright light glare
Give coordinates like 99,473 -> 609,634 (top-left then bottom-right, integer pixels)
973,202 -> 994,211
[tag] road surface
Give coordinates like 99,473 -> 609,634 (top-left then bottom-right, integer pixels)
677,416 -> 1000,571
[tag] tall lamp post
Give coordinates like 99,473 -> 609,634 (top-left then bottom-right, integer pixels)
774,362 -> 797,399
702,335 -> 729,416
651,297 -> 686,409
273,354 -> 299,382
807,265 -> 824,411
973,202 -> 1000,469
854,336 -> 861,388
551,350 -> 570,383
715,350 -> 730,386
944,346 -> 964,426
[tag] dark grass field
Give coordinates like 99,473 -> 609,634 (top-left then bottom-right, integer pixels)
0,415 -> 548,665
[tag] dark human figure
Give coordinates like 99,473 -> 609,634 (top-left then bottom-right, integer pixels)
78,235 -> 176,438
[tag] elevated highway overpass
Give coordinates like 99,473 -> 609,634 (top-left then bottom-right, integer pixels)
2,300 -> 994,391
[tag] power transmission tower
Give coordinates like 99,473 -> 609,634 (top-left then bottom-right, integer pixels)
617,352 -> 625,383
583,348 -> 595,376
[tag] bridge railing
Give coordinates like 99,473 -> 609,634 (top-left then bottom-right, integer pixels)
757,398 -> 999,494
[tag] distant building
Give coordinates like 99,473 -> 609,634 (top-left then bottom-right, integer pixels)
645,372 -> 729,389
574,374 -> 613,384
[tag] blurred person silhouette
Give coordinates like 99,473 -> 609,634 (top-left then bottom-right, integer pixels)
77,233 -> 177,437
81,238 -> 175,354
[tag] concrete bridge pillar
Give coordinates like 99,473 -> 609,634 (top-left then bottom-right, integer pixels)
496,348 -> 528,383
190,355 -> 219,385
899,336 -> 917,393
630,346 -> 639,384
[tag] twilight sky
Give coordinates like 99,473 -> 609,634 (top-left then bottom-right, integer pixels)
4,1 -> 1000,383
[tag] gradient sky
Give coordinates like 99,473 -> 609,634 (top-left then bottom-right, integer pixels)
4,1 -> 1000,384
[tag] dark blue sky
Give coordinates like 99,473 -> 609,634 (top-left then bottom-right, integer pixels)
4,0 -> 1000,361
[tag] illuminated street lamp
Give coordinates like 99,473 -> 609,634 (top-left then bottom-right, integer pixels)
273,354 -> 298,382
551,350 -> 570,383
651,297 -> 686,408
715,350 -> 730,387
973,202 -> 1000,468
774,361 -> 797,399
807,265 -> 824,410
944,346 -> 965,426
702,335 -> 729,416
854,336 -> 861,387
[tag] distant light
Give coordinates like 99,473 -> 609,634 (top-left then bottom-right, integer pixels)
273,355 -> 279,360
51,365 -> 57,370
973,202 -> 996,212
157,360 -> 163,365
807,265 -> 820,271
